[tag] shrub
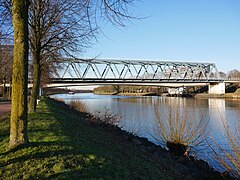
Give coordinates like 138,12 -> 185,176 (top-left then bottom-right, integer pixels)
68,100 -> 122,127
93,109 -> 122,126
207,113 -> 240,178
69,100 -> 88,113
153,100 -> 209,156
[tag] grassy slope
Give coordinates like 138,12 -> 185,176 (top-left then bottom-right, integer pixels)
6,97 -> 235,179
235,88 -> 240,94
1,98 -> 186,179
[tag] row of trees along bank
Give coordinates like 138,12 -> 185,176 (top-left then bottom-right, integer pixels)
93,82 -> 240,95
0,0 -> 240,148
0,0 -> 138,148
93,85 -> 168,95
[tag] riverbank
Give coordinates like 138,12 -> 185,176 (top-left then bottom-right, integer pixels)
94,91 -> 157,96
0,98 -> 232,179
118,92 -> 156,96
194,93 -> 240,99
94,89 -> 240,99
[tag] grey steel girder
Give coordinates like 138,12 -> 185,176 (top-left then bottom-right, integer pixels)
52,58 -> 222,83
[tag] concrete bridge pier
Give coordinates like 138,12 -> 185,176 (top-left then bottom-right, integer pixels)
208,82 -> 225,94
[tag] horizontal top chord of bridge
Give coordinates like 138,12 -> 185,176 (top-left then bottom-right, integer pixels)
53,58 -> 222,83
62,58 -> 216,66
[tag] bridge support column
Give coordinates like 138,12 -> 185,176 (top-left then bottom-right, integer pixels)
208,82 -> 225,94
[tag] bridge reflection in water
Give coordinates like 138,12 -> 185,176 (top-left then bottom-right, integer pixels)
208,99 -> 226,133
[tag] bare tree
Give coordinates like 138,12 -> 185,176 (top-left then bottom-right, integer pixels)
228,69 -> 240,79
28,0 -> 96,112
219,71 -> 227,79
1,0 -> 137,112
0,1 -> 13,100
0,0 -> 137,147
0,0 -> 13,43
0,45 -> 13,99
9,0 -> 29,148
27,0 -> 136,112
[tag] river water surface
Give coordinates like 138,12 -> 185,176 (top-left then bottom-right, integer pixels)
51,93 -> 239,171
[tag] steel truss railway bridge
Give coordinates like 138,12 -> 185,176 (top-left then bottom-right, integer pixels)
45,58 -> 236,94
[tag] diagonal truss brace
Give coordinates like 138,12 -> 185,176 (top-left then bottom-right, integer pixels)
53,58 -> 222,82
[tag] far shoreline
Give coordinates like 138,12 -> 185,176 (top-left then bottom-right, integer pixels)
93,91 -> 240,99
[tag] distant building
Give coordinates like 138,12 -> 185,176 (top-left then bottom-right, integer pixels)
168,87 -> 187,95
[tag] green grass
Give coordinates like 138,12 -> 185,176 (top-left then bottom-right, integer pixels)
235,88 -> 240,94
0,97 -> 185,179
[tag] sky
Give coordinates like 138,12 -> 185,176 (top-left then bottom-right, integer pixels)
83,0 -> 240,72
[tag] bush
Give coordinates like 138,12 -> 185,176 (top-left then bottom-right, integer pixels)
93,109 -> 122,126
68,100 -> 121,127
69,100 -> 88,113
153,101 -> 209,156
207,114 -> 240,178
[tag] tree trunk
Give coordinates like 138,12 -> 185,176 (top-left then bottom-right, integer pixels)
9,0 -> 29,148
3,78 -> 6,99
29,0 -> 42,113
29,54 -> 41,112
7,83 -> 12,100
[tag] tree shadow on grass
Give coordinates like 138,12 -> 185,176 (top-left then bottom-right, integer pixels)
1,98 -> 109,179
0,141 -> 61,156
46,169 -> 106,179
0,140 -> 107,179
2,98 -> 164,179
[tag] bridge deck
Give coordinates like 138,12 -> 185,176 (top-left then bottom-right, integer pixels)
1,59 -> 239,88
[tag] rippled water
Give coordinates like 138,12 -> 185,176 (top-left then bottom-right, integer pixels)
51,93 -> 240,171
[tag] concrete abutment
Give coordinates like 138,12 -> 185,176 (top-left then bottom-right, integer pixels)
208,82 -> 225,94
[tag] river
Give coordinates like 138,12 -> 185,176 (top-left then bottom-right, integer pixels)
50,93 -> 239,172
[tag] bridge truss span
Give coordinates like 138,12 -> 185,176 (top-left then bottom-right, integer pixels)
53,58 -> 222,84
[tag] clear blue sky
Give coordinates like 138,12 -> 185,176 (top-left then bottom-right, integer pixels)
84,0 -> 240,72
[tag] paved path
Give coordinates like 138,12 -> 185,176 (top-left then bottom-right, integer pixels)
0,101 -> 11,117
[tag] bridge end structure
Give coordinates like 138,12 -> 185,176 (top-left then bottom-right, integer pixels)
208,82 -> 225,94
